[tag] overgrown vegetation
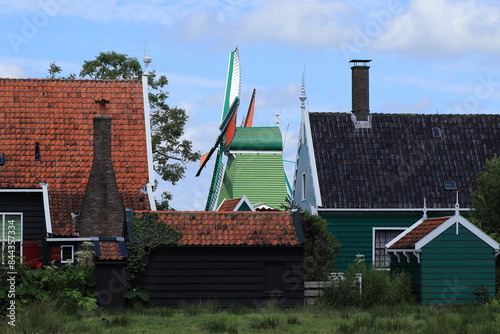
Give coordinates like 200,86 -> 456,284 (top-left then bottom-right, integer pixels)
320,256 -> 415,308
0,242 -> 97,315
3,301 -> 500,334
300,211 -> 341,281
126,212 -> 181,280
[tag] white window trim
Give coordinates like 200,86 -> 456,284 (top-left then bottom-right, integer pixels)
1,213 -> 23,265
372,227 -> 406,269
60,245 -> 75,264
301,173 -> 306,202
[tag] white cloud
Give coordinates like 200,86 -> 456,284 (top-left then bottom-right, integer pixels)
374,0 -> 500,56
0,63 -> 31,77
383,97 -> 434,114
178,0 -> 356,49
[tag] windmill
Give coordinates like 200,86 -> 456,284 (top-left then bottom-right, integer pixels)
197,48 -> 290,211
196,47 -> 241,211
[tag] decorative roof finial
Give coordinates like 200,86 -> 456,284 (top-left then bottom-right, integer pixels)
299,70 -> 307,109
454,191 -> 460,216
422,198 -> 428,219
143,39 -> 152,74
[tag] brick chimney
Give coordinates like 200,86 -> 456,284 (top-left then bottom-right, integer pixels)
350,60 -> 371,122
77,113 -> 124,237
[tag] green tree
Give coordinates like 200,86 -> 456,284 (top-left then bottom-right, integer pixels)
77,51 -> 201,208
471,155 -> 500,242
300,211 -> 341,281
47,61 -> 62,79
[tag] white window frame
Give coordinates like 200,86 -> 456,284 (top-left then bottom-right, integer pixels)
301,173 -> 306,202
372,227 -> 406,270
1,213 -> 23,265
60,245 -> 74,264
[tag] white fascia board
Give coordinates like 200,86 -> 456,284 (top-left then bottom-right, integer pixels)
141,73 -> 157,209
318,208 -> 470,212
415,214 -> 500,251
304,111 -> 322,208
46,237 -> 92,242
229,150 -> 282,155
385,218 -> 427,249
237,195 -> 255,211
0,189 -> 42,192
385,248 -> 419,253
40,184 -> 52,234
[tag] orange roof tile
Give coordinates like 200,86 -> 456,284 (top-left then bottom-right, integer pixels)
135,211 -> 300,246
388,216 -> 451,249
96,240 -> 125,261
217,198 -> 242,211
0,79 -> 150,236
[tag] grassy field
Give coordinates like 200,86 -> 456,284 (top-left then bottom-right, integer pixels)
2,300 -> 500,334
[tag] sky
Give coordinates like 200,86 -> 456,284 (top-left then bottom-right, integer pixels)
2,0 -> 500,211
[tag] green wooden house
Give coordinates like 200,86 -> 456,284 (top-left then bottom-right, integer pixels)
292,60 -> 500,271
386,208 -> 499,305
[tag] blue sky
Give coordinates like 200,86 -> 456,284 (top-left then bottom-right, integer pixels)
2,0 -> 500,210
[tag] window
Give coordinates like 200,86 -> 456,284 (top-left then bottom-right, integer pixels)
372,228 -> 405,269
61,245 -> 74,264
301,173 -> 306,202
1,214 -> 23,265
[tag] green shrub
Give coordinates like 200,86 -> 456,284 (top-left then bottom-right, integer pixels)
320,257 -> 415,308
0,255 -> 97,314
300,211 -> 341,281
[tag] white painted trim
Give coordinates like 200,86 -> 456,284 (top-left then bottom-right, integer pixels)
147,183 -> 157,211
142,73 -> 156,209
236,195 -> 255,211
304,111 -> 322,208
40,183 -> 52,234
385,217 -> 427,249
229,150 -> 282,155
0,189 -> 42,193
415,215 -> 500,251
372,227 -> 406,267
301,173 -> 306,202
319,208 -> 470,212
60,245 -> 74,264
47,238 -> 92,242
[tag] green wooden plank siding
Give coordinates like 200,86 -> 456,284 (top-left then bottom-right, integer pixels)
418,225 -> 496,304
321,211 -> 455,272
229,127 -> 283,151
391,224 -> 496,305
218,155 -> 236,206
218,153 -> 288,210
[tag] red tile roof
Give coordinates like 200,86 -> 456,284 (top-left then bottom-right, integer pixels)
135,211 -> 300,246
97,240 -> 125,261
0,79 -> 150,236
388,216 -> 451,249
217,198 -> 242,211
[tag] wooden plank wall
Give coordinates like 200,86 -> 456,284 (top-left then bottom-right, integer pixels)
419,224 -> 496,305
138,246 -> 304,306
0,192 -> 45,241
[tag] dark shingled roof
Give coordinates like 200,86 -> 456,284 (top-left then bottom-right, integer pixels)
309,112 -> 500,209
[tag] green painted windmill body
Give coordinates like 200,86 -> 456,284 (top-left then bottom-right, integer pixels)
217,127 -> 289,210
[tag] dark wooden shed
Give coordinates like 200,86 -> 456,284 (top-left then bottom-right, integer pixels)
134,211 -> 305,306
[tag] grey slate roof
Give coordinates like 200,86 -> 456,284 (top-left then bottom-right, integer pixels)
310,112 -> 500,209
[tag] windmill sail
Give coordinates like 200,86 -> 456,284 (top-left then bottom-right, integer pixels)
196,47 -> 241,211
